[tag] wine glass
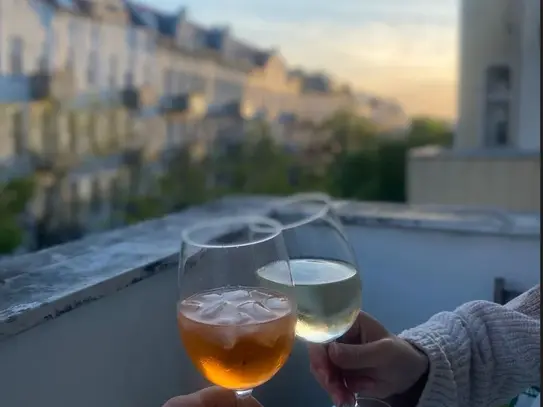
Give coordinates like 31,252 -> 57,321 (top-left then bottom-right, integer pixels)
262,193 -> 361,344
265,193 -> 390,407
177,215 -> 297,401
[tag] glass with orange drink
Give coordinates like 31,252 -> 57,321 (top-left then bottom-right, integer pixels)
177,216 -> 296,400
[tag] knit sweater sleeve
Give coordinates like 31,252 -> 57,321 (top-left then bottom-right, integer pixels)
397,285 -> 540,407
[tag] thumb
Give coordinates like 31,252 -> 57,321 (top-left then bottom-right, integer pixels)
328,339 -> 390,370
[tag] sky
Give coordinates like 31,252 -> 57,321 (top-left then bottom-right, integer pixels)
142,0 -> 459,119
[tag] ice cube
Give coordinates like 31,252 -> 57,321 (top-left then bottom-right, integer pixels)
265,296 -> 290,313
200,292 -> 222,302
213,309 -> 253,326
216,326 -> 243,349
200,301 -> 227,320
252,327 -> 281,348
221,288 -> 251,303
180,299 -> 204,314
237,300 -> 274,322
249,289 -> 274,302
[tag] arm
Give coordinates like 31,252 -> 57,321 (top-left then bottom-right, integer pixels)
397,285 -> 540,407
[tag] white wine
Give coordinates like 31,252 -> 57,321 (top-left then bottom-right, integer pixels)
257,259 -> 362,343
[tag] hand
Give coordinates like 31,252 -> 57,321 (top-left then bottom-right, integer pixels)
308,311 -> 429,406
163,387 -> 263,407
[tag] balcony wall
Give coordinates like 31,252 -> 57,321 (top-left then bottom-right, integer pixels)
0,196 -> 540,407
408,148 -> 540,212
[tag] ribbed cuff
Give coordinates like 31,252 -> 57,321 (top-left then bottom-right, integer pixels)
399,320 -> 461,407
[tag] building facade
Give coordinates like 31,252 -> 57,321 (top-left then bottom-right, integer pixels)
0,0 -> 374,250
408,0 -> 540,213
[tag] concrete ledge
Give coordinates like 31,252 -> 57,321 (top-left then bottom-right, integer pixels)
0,195 -> 539,341
0,196 -> 274,341
409,146 -> 540,160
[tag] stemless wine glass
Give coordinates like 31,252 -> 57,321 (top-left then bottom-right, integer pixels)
264,193 -> 390,407
177,215 -> 297,401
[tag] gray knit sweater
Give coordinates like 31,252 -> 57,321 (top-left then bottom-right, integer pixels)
398,285 -> 540,407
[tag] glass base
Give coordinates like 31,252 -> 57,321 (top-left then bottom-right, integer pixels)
236,389 -> 254,399
332,397 -> 391,407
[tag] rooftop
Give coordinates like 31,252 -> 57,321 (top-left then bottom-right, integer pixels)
0,195 -> 539,407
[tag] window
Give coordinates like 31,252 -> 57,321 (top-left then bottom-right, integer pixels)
66,46 -> 75,70
124,70 -> 134,87
164,69 -> 174,94
91,24 -> 100,48
108,55 -> 117,88
128,27 -> 138,49
87,50 -> 98,86
166,120 -> 175,145
37,54 -> 49,73
67,19 -> 77,70
486,65 -> 510,100
484,65 -> 511,147
12,111 -> 25,155
68,112 -> 77,153
9,36 -> 23,74
146,32 -> 154,53
90,178 -> 101,214
143,62 -> 151,85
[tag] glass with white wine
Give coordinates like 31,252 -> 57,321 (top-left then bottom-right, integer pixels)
258,193 -> 362,343
258,193 -> 390,407
177,216 -> 297,401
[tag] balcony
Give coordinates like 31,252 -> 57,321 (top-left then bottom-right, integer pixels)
207,100 -> 256,120
162,92 -> 207,119
29,69 -> 76,102
121,85 -> 157,111
30,151 -> 78,174
122,145 -> 156,166
0,196 -> 539,407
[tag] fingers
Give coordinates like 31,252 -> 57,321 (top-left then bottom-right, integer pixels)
343,375 -> 377,394
340,311 -> 391,345
163,387 -> 262,407
308,344 -> 354,407
328,339 -> 392,370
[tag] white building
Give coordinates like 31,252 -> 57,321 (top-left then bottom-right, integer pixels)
408,0 -> 540,213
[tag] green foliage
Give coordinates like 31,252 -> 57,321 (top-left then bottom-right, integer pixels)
0,177 -> 36,254
0,177 -> 35,214
0,215 -> 23,254
159,146 -> 210,210
407,117 -> 453,148
325,116 -> 452,203
322,110 -> 379,153
124,195 -> 166,225
123,115 -> 454,227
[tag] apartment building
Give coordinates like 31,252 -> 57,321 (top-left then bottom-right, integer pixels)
408,0 -> 540,213
0,0 -> 367,249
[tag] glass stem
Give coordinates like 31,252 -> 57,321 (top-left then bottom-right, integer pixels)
235,389 -> 253,399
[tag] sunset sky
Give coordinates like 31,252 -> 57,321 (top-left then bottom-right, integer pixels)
143,0 -> 460,119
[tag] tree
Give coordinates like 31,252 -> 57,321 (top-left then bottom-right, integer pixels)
321,110 -> 379,153
407,117 -> 453,148
0,177 -> 36,254
324,115 -> 453,204
212,121 -> 296,196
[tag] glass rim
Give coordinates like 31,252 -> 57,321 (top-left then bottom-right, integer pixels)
270,192 -> 334,230
181,215 -> 285,249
